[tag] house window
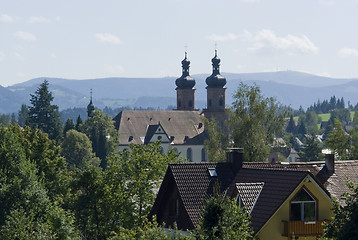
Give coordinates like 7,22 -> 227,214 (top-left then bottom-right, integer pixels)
187,148 -> 192,162
189,100 -> 193,107
219,98 -> 223,106
290,188 -> 316,221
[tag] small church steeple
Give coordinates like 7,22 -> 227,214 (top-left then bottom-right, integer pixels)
175,52 -> 196,111
87,89 -> 95,117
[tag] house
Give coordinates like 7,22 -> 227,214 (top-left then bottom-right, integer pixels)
113,51 -> 227,162
150,150 -> 334,239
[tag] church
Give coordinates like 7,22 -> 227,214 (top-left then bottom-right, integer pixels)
112,50 -> 227,162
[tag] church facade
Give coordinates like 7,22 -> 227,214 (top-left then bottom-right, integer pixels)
113,51 -> 227,162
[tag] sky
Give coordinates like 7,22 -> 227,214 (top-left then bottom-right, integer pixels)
1,0 -> 358,87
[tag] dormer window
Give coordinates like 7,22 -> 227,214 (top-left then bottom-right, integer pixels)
208,168 -> 217,177
290,188 -> 316,221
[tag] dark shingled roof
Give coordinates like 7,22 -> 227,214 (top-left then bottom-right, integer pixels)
151,161 -> 321,234
169,162 -> 235,227
243,160 -> 358,204
113,110 -> 205,145
227,168 -> 309,233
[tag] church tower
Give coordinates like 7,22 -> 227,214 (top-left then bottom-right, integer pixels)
175,52 -> 196,111
203,50 -> 227,125
87,89 -> 95,117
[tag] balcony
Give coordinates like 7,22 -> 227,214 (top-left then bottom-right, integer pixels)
282,220 -> 328,237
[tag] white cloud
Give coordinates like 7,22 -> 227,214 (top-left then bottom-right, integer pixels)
103,64 -> 124,74
0,14 -> 18,23
338,47 -> 358,57
207,33 -> 238,42
242,29 -> 318,55
28,16 -> 49,23
0,52 -> 5,61
95,33 -> 122,45
14,31 -> 37,41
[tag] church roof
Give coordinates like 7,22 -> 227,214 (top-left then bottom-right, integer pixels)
113,110 -> 205,145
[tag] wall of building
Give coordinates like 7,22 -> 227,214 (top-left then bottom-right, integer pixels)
118,144 -> 207,162
257,180 -> 333,240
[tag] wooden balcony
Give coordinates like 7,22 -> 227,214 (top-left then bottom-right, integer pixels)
282,220 -> 328,237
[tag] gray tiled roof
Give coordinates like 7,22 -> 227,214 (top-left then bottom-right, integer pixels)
113,110 -> 205,145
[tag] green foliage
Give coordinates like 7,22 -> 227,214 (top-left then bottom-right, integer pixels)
324,180 -> 358,240
81,110 -> 118,168
18,104 -> 29,127
118,142 -> 180,227
325,119 -> 349,160
26,80 -> 63,141
61,129 -> 100,169
202,117 -> 228,162
298,135 -> 324,162
228,83 -> 288,162
298,111 -> 321,135
194,182 -> 253,240
110,219 -> 192,240
63,118 -> 75,135
0,125 -> 79,239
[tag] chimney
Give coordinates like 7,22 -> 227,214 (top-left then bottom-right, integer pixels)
325,153 -> 335,174
226,148 -> 243,174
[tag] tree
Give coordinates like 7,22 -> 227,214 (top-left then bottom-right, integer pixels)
63,118 -> 75,136
203,117 -> 228,162
0,125 -> 79,239
227,83 -> 288,162
118,142 -> 180,227
286,115 -> 297,134
81,110 -> 118,168
61,129 -> 100,169
324,180 -> 358,240
298,135 -> 324,161
26,80 -> 62,141
194,182 -> 253,240
17,104 -> 29,127
325,118 -> 349,160
75,114 -> 83,131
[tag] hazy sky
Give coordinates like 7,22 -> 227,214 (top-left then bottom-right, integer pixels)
1,0 -> 358,86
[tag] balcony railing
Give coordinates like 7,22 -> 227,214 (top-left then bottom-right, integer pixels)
282,220 -> 328,237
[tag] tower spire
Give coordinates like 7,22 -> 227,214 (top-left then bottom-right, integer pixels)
87,88 -> 95,117
175,52 -> 196,111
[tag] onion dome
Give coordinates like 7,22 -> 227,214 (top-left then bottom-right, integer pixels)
175,52 -> 196,89
206,50 -> 226,88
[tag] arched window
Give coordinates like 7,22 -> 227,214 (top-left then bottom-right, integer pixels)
290,188 -> 316,221
201,148 -> 206,162
189,100 -> 193,107
208,99 -> 212,107
159,146 -> 164,154
178,100 -> 181,107
186,148 -> 192,162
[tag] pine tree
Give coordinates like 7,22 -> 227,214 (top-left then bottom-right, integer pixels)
26,80 -> 62,141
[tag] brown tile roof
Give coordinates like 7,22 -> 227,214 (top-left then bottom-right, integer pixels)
244,160 -> 358,204
169,162 -> 235,227
113,110 -> 205,145
228,168 -> 309,233
151,161 -> 319,234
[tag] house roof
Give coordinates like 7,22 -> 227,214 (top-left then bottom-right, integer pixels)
113,110 -> 205,145
150,161 -> 323,233
243,160 -> 358,205
227,168 -> 310,233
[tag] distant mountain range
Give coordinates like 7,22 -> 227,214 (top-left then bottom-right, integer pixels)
2,71 -> 358,114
